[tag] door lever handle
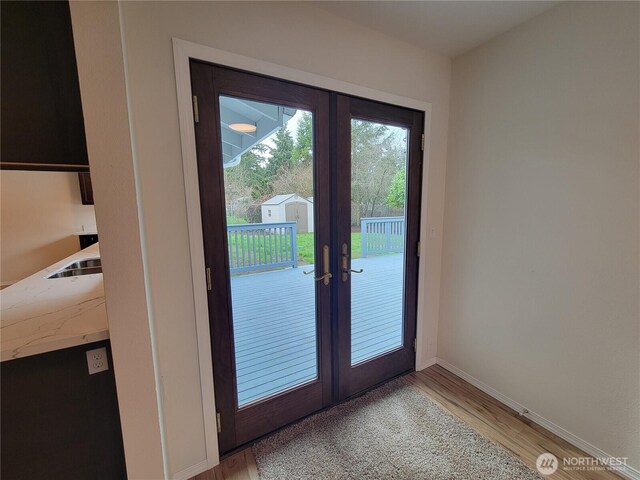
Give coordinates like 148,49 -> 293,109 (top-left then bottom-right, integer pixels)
305,245 -> 331,285
314,272 -> 333,282
343,268 -> 364,274
304,268 -> 332,282
341,242 -> 364,281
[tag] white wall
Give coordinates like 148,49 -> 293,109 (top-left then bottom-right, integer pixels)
0,170 -> 96,284
117,1 -> 451,475
440,1 -> 639,469
70,3 -> 166,478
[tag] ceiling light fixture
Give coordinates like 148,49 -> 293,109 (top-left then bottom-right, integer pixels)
229,123 -> 257,133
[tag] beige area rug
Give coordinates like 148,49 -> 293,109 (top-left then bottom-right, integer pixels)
253,377 -> 542,479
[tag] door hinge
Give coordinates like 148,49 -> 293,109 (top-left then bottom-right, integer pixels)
413,338 -> 417,351
192,95 -> 200,124
417,241 -> 421,257
206,267 -> 212,291
216,412 -> 222,433
421,133 -> 425,151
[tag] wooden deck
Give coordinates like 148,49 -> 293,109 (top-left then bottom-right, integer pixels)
230,253 -> 404,406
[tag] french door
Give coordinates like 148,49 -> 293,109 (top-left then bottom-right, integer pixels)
335,95 -> 422,399
190,62 -> 424,454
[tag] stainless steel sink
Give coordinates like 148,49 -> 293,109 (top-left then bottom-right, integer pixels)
47,258 -> 102,279
62,258 -> 102,270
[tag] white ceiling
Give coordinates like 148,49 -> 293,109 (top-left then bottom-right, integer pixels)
313,1 -> 560,58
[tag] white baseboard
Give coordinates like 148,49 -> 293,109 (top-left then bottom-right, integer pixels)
417,356 -> 437,371
434,358 -> 640,480
172,459 -> 211,480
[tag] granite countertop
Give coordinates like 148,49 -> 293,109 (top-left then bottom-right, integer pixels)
0,243 -> 108,362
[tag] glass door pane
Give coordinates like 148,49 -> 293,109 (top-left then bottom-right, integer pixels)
219,95 -> 318,406
350,119 -> 409,365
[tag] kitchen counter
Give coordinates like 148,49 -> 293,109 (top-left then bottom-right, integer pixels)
0,243 -> 108,361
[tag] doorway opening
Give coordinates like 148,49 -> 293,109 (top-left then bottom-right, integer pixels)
191,62 -> 424,453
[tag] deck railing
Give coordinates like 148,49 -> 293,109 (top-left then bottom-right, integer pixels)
227,222 -> 298,273
361,217 -> 405,257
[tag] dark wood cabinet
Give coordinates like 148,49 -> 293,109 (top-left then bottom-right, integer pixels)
1,1 -> 89,172
78,172 -> 94,205
79,234 -> 99,250
1,341 -> 127,480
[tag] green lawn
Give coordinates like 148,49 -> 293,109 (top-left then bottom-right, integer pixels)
226,215 -> 247,225
226,231 -> 362,267
296,232 -> 361,265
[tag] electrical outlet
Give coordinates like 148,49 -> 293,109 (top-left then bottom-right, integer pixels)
86,347 -> 109,375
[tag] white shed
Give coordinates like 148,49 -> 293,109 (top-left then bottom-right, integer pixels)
261,194 -> 314,233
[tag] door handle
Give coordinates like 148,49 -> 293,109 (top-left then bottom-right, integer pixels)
314,272 -> 333,283
341,243 -> 364,282
304,245 -> 332,285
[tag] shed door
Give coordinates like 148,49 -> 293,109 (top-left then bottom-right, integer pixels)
285,201 -> 308,233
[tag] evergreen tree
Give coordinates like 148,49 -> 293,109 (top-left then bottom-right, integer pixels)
224,144 -> 270,200
293,112 -> 313,165
267,126 -> 295,177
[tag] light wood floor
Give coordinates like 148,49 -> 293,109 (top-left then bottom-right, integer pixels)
193,365 -> 622,480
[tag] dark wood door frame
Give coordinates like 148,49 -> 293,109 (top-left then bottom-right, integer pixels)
191,62 -> 424,454
335,94 -> 424,400
190,61 -> 333,453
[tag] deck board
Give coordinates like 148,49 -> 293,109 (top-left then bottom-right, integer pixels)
230,253 -> 405,406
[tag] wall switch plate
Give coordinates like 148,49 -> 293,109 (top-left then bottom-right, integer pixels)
86,347 -> 109,375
